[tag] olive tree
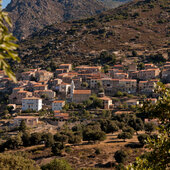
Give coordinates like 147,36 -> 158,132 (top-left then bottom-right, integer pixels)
0,153 -> 40,169
117,132 -> 133,142
114,150 -> 127,163
127,84 -> 170,169
41,158 -> 72,170
0,0 -> 20,82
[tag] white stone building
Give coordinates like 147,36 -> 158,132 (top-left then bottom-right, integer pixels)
52,100 -> 65,111
22,97 -> 42,111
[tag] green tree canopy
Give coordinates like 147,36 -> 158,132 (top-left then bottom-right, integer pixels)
41,158 -> 72,170
114,150 -> 127,163
4,133 -> 23,149
137,134 -> 149,146
0,153 -> 39,170
118,132 -> 133,142
127,84 -> 170,169
144,122 -> 156,135
19,120 -> 27,132
42,133 -> 54,148
51,142 -> 65,156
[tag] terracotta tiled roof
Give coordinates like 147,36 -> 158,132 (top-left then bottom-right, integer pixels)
146,98 -> 157,101
119,79 -> 136,82
60,64 -> 71,66
139,81 -> 148,83
34,85 -> 47,87
54,110 -> 61,113
131,71 -> 139,73
2,78 -> 10,80
111,79 -> 120,81
126,99 -> 138,103
53,100 -> 65,103
76,65 -> 101,69
58,73 -> 67,77
100,96 -> 111,101
150,79 -> 159,82
113,65 -> 123,67
115,73 -> 128,75
56,69 -> 65,71
73,90 -> 91,94
54,78 -> 62,81
14,87 -> 23,90
144,63 -> 154,66
54,113 -> 69,117
140,68 -> 159,72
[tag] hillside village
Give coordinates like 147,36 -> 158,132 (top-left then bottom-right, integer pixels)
0,0 -> 170,168
0,61 -> 169,129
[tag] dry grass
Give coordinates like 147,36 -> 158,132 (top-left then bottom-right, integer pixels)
35,132 -> 145,169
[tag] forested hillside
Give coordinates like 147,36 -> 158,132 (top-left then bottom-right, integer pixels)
15,0 -> 169,71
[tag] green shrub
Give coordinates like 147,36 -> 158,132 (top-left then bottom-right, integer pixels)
0,153 -> 39,170
41,159 -> 72,170
117,132 -> 133,142
138,134 -> 149,146
114,150 -> 127,163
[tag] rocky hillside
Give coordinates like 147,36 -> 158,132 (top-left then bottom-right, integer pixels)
98,0 -> 131,8
15,0 -> 169,71
6,0 -> 107,40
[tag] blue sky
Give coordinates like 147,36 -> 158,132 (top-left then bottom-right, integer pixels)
2,0 -> 11,8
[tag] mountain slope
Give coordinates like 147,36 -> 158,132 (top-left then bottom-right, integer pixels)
97,0 -> 131,8
5,0 -> 107,40
16,0 -> 169,70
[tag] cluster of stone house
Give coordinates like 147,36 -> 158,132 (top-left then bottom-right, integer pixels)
0,61 -> 169,123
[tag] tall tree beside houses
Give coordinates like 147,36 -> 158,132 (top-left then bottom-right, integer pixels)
127,84 -> 170,169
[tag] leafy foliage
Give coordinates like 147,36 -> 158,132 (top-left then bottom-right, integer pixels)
147,83 -> 170,122
114,150 -> 127,163
30,132 -> 42,145
83,124 -> 106,142
127,84 -> 170,169
54,133 -> 68,144
118,132 -> 133,142
144,122 -> 156,134
122,126 -> 135,135
19,120 -> 27,132
51,142 -> 64,156
128,117 -> 144,134
42,133 -> 54,147
137,134 -> 149,146
2,133 -> 23,150
0,153 -> 39,170
0,0 -> 20,82
41,158 -> 72,170
99,119 -> 119,133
